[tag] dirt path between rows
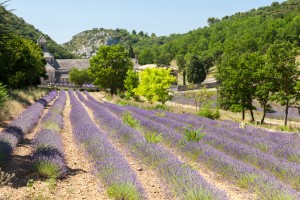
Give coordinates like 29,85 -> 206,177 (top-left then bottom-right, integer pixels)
78,92 -> 170,200
47,92 -> 109,200
0,92 -> 110,200
163,145 -> 256,200
0,96 -> 56,199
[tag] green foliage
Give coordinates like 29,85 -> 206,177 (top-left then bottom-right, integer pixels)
138,48 -> 154,65
33,161 -> 60,179
69,68 -> 92,86
89,45 -> 133,96
107,183 -> 141,200
124,69 -> 139,99
134,68 -> 176,104
122,111 -> 140,129
0,36 -> 46,88
0,5 -> 74,59
185,188 -> 216,200
186,54 -> 207,84
144,132 -> 163,144
182,126 -> 206,142
198,101 -> 220,120
0,82 -> 8,107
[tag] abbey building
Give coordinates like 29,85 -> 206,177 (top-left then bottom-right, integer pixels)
38,35 -> 90,84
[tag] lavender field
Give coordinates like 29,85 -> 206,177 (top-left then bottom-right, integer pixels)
0,90 -> 300,200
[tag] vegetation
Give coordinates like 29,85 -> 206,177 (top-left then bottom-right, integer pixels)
134,68 -> 176,104
124,69 -> 139,99
89,45 -> 133,96
69,68 -> 92,86
0,83 -> 8,108
0,5 -> 74,59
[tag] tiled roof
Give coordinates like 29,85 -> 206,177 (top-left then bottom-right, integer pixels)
55,59 -> 90,70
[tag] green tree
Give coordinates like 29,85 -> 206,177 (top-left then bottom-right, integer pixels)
0,36 -> 46,88
138,48 -> 154,65
134,68 -> 176,104
267,42 -> 299,126
124,69 -> 139,99
176,54 -> 187,85
186,54 -> 207,84
89,45 -> 133,96
69,68 -> 91,86
217,52 -> 257,121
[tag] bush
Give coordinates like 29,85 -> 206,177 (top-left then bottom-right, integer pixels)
122,111 -> 140,128
144,132 -> 163,143
0,82 -> 8,108
198,101 -> 220,120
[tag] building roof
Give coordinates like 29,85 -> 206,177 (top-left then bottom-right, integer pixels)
45,63 -> 55,71
37,35 -> 47,43
55,59 -> 90,70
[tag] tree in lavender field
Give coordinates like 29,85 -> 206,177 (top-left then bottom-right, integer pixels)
89,45 -> 133,96
134,68 -> 176,104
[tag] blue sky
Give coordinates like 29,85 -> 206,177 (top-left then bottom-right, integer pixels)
7,0 -> 286,44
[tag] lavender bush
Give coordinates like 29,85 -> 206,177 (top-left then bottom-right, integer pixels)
0,91 -> 57,165
80,91 -> 227,200
96,99 -> 300,199
69,90 -> 144,200
32,90 -> 67,178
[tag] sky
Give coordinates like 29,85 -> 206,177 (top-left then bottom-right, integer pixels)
7,0 -> 286,44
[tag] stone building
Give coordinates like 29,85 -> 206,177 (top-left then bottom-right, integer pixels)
38,35 -> 90,84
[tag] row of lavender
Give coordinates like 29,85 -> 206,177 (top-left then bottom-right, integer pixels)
85,95 -> 300,199
68,90 -> 144,200
32,90 -> 67,178
123,105 -> 300,191
80,91 -> 227,200
0,91 -> 57,165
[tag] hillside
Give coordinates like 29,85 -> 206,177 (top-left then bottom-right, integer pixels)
63,28 -> 180,58
0,6 -> 75,59
64,0 -> 300,66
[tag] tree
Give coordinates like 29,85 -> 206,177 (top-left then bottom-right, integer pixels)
134,68 -> 176,104
186,54 -> 207,84
176,54 -> 187,85
217,52 -> 257,121
131,29 -> 137,35
0,36 -> 46,88
89,45 -> 133,96
128,45 -> 135,58
124,69 -> 139,99
138,48 -> 154,65
207,17 -> 220,26
267,41 -> 299,126
69,68 -> 91,86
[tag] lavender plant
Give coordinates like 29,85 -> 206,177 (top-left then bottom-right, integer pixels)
32,90 -> 67,178
69,90 -> 144,200
0,91 -> 57,165
80,91 -> 227,200
100,101 -> 299,199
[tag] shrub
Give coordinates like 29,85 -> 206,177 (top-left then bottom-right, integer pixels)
183,126 -> 206,142
144,132 -> 163,143
198,101 -> 220,120
122,111 -> 140,128
0,82 -> 8,108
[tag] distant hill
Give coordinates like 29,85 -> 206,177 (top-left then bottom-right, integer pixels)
0,6 -> 75,59
64,0 -> 300,67
63,28 -> 180,58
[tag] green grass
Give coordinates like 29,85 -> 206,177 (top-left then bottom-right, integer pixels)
33,161 -> 60,179
42,121 -> 61,132
107,183 -> 141,200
